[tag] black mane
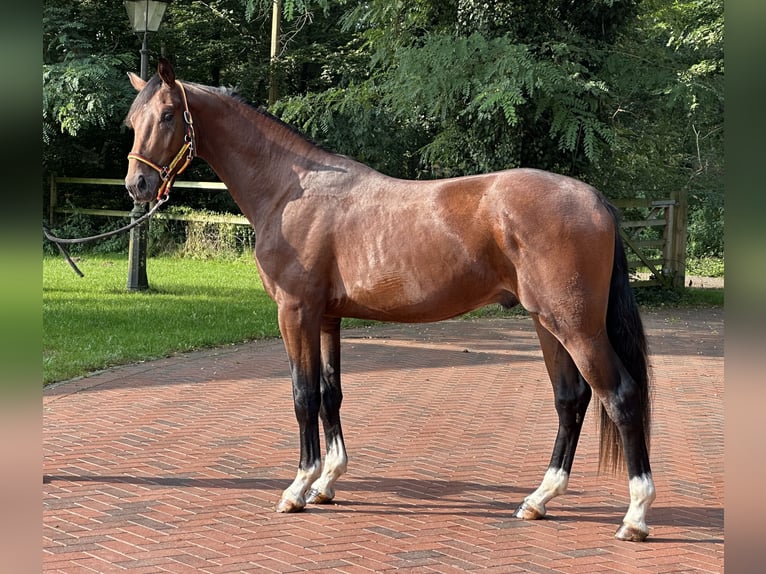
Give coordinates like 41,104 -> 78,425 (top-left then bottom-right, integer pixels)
185,82 -> 324,149
125,75 -> 323,149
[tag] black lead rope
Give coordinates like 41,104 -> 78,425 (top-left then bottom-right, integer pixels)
43,195 -> 170,277
43,231 -> 85,277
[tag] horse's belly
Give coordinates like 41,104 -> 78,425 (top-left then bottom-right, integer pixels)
331,269 -> 505,323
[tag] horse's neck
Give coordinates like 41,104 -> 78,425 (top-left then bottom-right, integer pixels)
191,88 -> 325,228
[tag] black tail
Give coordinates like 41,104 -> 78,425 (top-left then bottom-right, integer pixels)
598,202 -> 652,474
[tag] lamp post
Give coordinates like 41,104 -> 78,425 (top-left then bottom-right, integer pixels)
124,0 -> 169,291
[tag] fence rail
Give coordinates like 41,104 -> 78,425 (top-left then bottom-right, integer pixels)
47,176 -> 687,287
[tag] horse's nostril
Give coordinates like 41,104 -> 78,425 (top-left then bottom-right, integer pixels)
125,173 -> 150,201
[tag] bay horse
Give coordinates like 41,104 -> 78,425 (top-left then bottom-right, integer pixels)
124,59 -> 655,541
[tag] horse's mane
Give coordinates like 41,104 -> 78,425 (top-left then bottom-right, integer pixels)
188,83 -> 323,149
125,74 -> 324,151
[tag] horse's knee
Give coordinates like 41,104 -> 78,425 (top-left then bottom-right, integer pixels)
319,364 -> 343,425
320,378 -> 342,413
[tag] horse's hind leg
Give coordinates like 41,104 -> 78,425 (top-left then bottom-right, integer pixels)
515,319 -> 591,520
594,352 -> 655,541
307,317 -> 348,504
558,331 -> 655,541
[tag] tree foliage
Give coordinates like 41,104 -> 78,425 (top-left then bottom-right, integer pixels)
274,0 -> 640,177
43,0 -> 724,257
594,0 -> 724,256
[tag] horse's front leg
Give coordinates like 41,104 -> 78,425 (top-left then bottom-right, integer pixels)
275,304 -> 323,513
307,317 -> 348,504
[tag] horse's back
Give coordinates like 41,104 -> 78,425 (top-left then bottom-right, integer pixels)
307,167 -> 616,323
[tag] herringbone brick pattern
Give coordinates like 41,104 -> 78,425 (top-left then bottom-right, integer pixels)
43,308 -> 724,573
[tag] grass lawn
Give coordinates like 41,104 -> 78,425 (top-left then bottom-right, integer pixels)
43,254 -> 723,386
43,254 -> 279,385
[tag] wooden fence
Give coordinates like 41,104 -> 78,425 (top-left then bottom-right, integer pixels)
614,191 -> 688,288
47,176 -> 688,288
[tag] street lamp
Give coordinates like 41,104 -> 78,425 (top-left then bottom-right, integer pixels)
124,0 -> 169,291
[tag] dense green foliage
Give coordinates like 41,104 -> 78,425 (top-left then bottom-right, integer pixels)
43,0 -> 723,257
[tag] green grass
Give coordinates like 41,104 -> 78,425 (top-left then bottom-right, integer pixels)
43,254 -> 723,386
633,284 -> 724,308
686,256 -> 724,278
44,254 -> 279,385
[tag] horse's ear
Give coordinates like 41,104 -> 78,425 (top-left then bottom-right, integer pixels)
128,72 -> 146,92
157,57 -> 176,87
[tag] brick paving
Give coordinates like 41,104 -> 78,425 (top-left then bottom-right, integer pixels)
43,308 -> 724,573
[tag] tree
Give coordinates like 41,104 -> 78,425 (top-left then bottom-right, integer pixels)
43,0 -> 137,177
43,0 -> 723,257
43,0 -> 272,211
272,0 -> 723,256
591,0 -> 723,256
273,0 -> 642,178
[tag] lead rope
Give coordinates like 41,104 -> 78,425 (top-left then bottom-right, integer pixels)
43,195 -> 171,277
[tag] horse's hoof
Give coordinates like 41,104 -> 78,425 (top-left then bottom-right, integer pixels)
514,501 -> 545,520
614,523 -> 649,542
306,488 -> 334,505
275,498 -> 304,513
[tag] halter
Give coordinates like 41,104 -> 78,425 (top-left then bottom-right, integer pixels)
127,80 -> 196,200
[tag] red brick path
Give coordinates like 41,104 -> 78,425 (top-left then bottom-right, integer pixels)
43,308 -> 724,573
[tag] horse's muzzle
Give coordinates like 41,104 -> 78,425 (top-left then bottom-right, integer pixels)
125,172 -> 157,203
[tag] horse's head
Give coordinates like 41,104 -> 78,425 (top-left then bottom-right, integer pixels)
124,58 -> 194,203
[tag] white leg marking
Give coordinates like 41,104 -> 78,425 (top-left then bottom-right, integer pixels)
523,467 -> 569,516
622,473 -> 656,533
281,462 -> 322,509
309,436 -> 348,500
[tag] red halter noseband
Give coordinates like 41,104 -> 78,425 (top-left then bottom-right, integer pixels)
127,80 -> 196,200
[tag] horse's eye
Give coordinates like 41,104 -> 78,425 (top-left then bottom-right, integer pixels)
160,111 -> 174,123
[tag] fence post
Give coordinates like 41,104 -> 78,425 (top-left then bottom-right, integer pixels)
662,201 -> 675,279
671,189 -> 689,289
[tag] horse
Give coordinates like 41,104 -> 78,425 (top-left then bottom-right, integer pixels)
124,58 -> 655,541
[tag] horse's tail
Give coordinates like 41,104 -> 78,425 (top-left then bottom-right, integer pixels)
598,201 -> 652,474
